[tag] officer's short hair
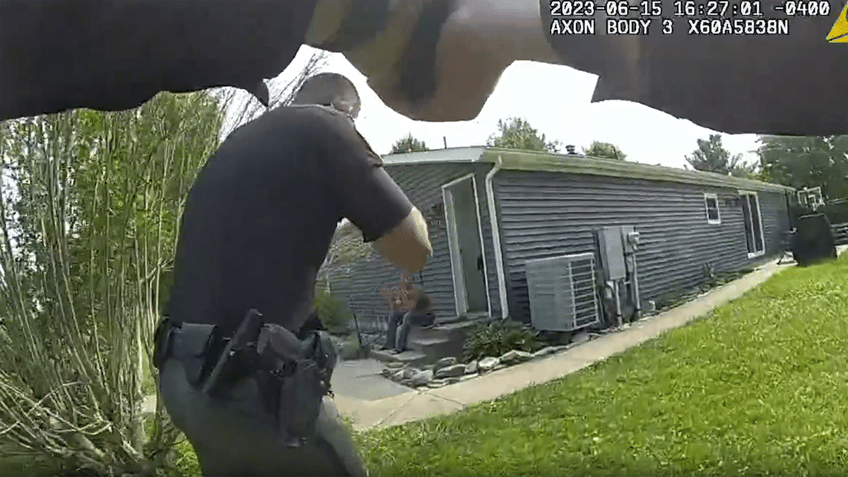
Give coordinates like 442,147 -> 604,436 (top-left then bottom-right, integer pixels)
291,73 -> 361,119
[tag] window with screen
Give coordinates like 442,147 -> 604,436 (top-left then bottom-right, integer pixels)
704,193 -> 721,224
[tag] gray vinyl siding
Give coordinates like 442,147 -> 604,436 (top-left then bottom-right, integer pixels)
494,171 -> 790,324
324,162 -> 502,321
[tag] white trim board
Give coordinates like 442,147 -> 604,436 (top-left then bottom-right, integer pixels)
485,157 -> 509,319
440,173 -> 493,317
739,190 -> 766,258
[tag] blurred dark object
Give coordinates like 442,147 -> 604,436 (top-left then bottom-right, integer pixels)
791,199 -> 848,227
0,0 -> 311,121
792,213 -> 837,267
2,0 -> 846,135
297,311 -> 327,340
411,292 -> 433,314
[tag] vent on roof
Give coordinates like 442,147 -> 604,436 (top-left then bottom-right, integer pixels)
525,252 -> 600,332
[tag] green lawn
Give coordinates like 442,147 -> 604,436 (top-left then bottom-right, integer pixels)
356,254 -> 848,477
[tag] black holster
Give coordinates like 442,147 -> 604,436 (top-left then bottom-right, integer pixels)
256,323 -> 337,447
153,312 -> 337,446
153,316 -> 225,388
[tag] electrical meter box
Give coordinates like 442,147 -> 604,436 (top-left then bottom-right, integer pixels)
621,226 -> 640,255
597,227 -> 627,280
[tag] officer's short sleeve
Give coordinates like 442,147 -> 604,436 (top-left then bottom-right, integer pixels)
320,113 -> 413,243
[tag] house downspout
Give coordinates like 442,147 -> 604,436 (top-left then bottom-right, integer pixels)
485,155 -> 509,319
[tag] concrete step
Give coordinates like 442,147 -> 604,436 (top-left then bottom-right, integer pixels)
371,317 -> 489,366
408,331 -> 468,363
407,317 -> 487,343
408,336 -> 452,355
407,326 -> 448,343
369,348 -> 428,368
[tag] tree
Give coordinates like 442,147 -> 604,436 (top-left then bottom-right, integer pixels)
487,117 -> 561,153
757,135 -> 848,200
0,92 -> 222,477
390,133 -> 430,154
583,141 -> 627,160
684,134 -> 756,178
215,51 -> 326,141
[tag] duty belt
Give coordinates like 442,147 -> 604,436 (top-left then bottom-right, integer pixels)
153,309 -> 338,447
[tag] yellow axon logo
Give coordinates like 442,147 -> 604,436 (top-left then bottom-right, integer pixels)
827,1 -> 848,42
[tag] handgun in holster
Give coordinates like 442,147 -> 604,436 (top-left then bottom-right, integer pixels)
201,309 -> 265,395
256,322 -> 338,447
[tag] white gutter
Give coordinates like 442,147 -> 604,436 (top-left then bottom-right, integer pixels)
485,155 -> 509,319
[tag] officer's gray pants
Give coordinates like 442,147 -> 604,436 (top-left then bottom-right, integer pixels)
159,357 -> 367,477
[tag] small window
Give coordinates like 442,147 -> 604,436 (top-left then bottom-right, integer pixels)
704,193 -> 721,224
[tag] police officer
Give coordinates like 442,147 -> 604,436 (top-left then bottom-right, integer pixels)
155,72 -> 432,476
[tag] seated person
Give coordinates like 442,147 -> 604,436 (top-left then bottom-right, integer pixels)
386,292 -> 436,353
380,273 -> 414,349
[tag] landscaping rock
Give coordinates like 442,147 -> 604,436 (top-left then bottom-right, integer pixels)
465,361 -> 478,374
392,370 -> 405,382
380,368 -> 393,377
410,369 -> 434,387
478,357 -> 500,372
400,378 -> 413,387
433,357 -> 457,374
401,367 -> 417,380
572,331 -> 591,345
434,363 -> 466,379
499,350 -> 533,365
532,346 -> 558,359
385,362 -> 404,370
492,363 -> 507,372
428,380 -> 447,389
445,377 -> 461,385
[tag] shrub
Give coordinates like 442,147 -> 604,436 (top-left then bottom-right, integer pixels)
314,290 -> 353,333
463,319 -> 543,362
336,334 -> 362,361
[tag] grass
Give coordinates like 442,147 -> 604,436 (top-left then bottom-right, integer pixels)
356,254 -> 848,477
167,255 -> 848,477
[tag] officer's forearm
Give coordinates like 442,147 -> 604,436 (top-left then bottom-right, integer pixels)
371,207 -> 432,272
409,207 -> 433,256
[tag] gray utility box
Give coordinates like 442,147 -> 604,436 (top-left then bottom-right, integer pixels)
621,225 -> 640,255
525,252 -> 600,332
598,226 -> 627,280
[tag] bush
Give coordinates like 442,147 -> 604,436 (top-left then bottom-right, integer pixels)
336,334 -> 362,361
314,290 -> 353,333
822,200 -> 848,224
791,200 -> 848,226
463,319 -> 543,362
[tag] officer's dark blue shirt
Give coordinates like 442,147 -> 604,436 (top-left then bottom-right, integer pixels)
166,105 -> 413,334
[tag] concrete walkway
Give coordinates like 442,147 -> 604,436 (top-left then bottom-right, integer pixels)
332,256 -> 794,431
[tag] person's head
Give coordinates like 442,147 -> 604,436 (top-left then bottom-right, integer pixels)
412,292 -> 432,313
291,72 -> 361,120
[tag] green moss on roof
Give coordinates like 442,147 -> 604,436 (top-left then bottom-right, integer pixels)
385,147 -> 792,194
481,148 -> 793,194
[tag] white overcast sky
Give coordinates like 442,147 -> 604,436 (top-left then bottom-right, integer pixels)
248,46 -> 760,169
